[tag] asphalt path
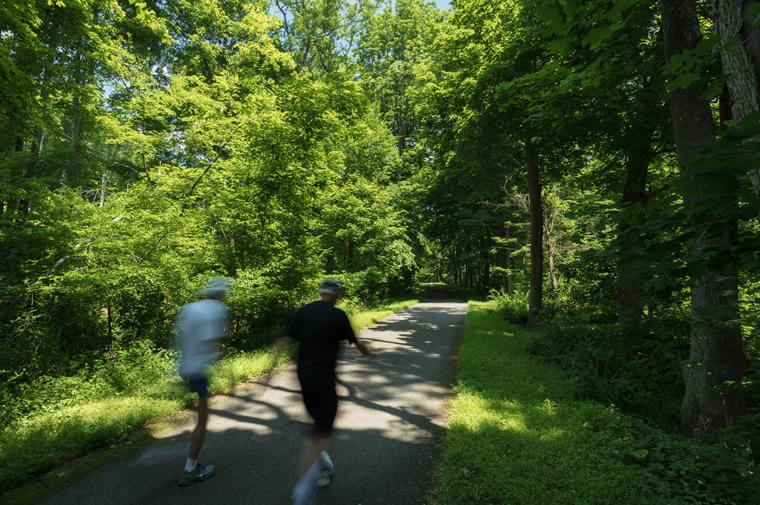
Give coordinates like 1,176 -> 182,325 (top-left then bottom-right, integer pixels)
36,291 -> 467,505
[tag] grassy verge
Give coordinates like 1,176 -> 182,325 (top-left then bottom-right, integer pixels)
433,301 -> 656,505
0,296 -> 421,497
347,297 -> 422,331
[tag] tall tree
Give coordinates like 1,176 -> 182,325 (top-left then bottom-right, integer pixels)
538,0 -> 673,329
357,0 -> 442,180
661,0 -> 745,437
271,0 -> 365,74
418,0 -> 590,322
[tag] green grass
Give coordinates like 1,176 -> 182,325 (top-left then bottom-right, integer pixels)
433,301 -> 655,505
0,296 -> 420,497
346,297 -> 421,330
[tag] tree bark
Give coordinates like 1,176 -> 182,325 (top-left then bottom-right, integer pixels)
543,198 -> 559,292
543,227 -> 558,291
662,0 -> 746,438
742,0 -> 760,104
525,136 -> 543,327
713,0 -> 760,192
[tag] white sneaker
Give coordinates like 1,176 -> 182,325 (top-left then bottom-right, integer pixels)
316,451 -> 334,488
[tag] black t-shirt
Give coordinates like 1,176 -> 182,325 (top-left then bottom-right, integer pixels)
289,300 -> 357,382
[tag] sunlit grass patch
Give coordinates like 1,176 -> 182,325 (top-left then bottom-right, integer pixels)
347,297 -> 421,331
434,301 -> 654,505
208,348 -> 291,394
0,395 -> 182,489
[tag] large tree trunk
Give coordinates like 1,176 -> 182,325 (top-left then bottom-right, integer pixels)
662,0 -> 746,438
714,0 -> 760,192
525,136 -> 543,327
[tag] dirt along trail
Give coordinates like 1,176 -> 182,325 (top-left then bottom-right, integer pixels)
35,291 -> 467,505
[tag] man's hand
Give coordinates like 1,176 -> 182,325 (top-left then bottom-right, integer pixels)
355,340 -> 376,356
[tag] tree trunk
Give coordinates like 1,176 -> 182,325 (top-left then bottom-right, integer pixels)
482,246 -> 490,291
525,136 -> 543,327
714,0 -> 760,192
743,0 -> 760,90
497,223 -> 514,293
543,225 -> 558,291
616,153 -> 649,326
662,0 -> 746,438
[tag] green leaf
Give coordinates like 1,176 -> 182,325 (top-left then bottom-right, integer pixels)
745,3 -> 760,21
688,262 -> 706,279
583,25 -> 614,48
538,3 -> 565,29
695,35 -> 720,57
549,37 -> 573,55
562,0 -> 580,17
668,72 -> 701,91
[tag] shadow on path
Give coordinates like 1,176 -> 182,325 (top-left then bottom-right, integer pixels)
31,298 -> 468,505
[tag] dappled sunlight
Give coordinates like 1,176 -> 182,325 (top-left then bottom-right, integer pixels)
437,302 -> 654,505
14,296 -> 467,504
452,391 -> 571,440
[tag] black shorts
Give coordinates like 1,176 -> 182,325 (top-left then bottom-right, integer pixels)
299,376 -> 338,436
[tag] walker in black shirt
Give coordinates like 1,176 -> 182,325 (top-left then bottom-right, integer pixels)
289,300 -> 357,435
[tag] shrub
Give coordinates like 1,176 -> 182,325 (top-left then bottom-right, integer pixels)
95,340 -> 176,394
530,313 -> 686,428
610,413 -> 758,505
487,289 -> 529,324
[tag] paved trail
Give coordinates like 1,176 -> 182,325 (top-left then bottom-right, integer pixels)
37,293 -> 467,505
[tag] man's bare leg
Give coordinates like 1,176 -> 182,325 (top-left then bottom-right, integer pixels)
189,396 -> 209,460
179,396 -> 215,485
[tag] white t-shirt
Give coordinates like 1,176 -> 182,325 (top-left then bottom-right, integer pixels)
176,299 -> 230,378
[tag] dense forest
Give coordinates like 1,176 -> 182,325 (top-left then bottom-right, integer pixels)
2,0 -> 760,483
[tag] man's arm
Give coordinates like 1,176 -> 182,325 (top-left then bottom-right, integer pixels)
354,339 -> 376,356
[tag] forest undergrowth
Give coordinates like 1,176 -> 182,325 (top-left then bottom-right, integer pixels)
434,300 -> 759,505
0,296 -> 421,496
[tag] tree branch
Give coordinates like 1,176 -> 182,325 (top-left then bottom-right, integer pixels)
142,152 -> 151,184
184,141 -> 230,197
